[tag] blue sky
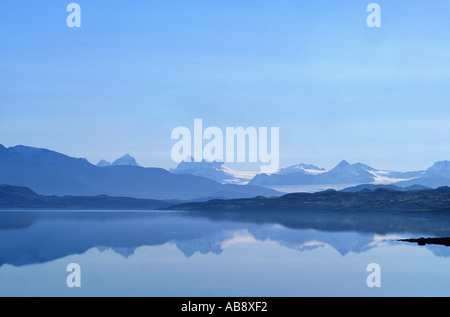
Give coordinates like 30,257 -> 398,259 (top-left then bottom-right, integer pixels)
1,1 -> 450,172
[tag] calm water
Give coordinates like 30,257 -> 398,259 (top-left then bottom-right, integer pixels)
0,209 -> 448,297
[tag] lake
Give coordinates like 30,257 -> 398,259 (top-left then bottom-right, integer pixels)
0,209 -> 448,297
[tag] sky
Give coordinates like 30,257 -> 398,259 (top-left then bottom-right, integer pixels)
1,0 -> 450,172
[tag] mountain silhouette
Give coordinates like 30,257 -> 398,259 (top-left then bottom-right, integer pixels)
248,160 -> 426,187
0,144 -> 281,200
395,160 -> 450,188
249,163 -> 324,186
97,154 -> 139,167
0,185 -> 169,210
163,186 -> 450,213
248,160 -> 376,186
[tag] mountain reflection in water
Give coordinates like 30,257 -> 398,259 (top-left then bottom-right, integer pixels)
0,209 -> 449,267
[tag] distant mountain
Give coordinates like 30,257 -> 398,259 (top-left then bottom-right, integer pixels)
0,144 -> 281,200
0,185 -> 169,210
97,159 -> 112,167
97,154 -> 138,167
249,163 -> 325,186
313,160 -> 376,184
395,161 -> 450,188
4,143 -> 449,200
162,186 -> 450,213
248,160 -> 425,188
340,184 -> 405,192
169,159 -> 257,185
278,163 -> 326,175
340,184 -> 431,192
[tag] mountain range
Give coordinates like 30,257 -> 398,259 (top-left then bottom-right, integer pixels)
3,143 -> 450,201
0,144 -> 280,201
162,186 -> 450,213
248,160 -> 425,188
170,158 -> 450,193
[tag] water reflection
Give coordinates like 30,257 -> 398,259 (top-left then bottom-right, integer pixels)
0,209 -> 448,267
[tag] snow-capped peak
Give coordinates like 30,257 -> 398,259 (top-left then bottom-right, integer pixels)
278,163 -> 326,175
170,159 -> 257,185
